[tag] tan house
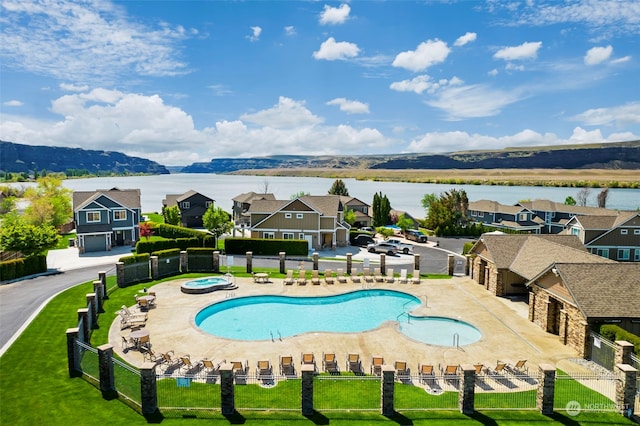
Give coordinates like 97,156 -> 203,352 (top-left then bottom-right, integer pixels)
526,263 -> 640,356
468,233 -> 614,296
248,195 -> 351,251
339,196 -> 372,228
232,192 -> 276,226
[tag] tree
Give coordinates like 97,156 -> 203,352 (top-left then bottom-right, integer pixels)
164,205 -> 181,225
597,188 -> 609,208
421,193 -> 437,212
424,189 -> 469,236
343,208 -> 356,226
377,226 -> 395,240
139,222 -> 154,240
564,196 -> 577,206
328,179 -> 349,196
0,215 -> 60,256
23,176 -> 71,227
396,214 -> 414,235
576,187 -> 591,207
290,191 -> 310,199
372,192 -> 391,227
203,205 -> 233,245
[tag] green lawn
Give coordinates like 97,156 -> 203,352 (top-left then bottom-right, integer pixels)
0,272 -> 636,425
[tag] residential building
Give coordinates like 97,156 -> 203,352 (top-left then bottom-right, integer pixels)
467,200 -> 542,233
73,188 -> 141,253
248,195 -> 350,251
162,190 -> 214,228
231,192 -> 276,227
339,196 -> 372,228
516,199 -> 619,234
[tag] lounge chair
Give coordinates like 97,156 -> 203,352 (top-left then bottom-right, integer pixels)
137,334 -> 151,352
370,355 -> 384,375
487,361 -> 506,375
411,269 -> 421,284
180,355 -> 199,372
231,360 -> 249,376
297,269 -> 307,285
419,363 -> 435,384
440,364 -> 459,378
350,268 -> 361,283
336,268 -> 348,284
279,355 -> 296,377
398,269 -> 408,284
363,268 -> 374,283
142,348 -> 162,363
324,269 -> 335,284
159,350 -> 179,371
283,269 -> 294,285
120,305 -> 148,321
506,359 -> 528,374
301,352 -> 316,371
374,268 -> 384,282
117,311 -> 146,330
201,358 -> 224,374
121,333 -> 135,350
311,270 -> 321,285
385,268 -> 395,283
257,360 -> 273,377
395,361 -> 409,378
474,363 -> 485,376
322,352 -> 339,374
346,353 -> 362,373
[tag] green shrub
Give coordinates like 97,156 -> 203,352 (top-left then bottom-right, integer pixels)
118,253 -> 150,265
224,238 -> 308,256
599,325 -> 640,355
0,254 -> 47,281
186,247 -> 215,272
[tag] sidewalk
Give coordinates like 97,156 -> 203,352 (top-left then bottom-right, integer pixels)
46,245 -> 134,272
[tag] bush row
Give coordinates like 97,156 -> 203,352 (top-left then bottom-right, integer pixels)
599,325 -> 640,356
0,255 -> 47,282
224,238 -> 308,256
136,237 -> 215,254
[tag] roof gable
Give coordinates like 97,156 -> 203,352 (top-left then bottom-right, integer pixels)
73,188 -> 141,211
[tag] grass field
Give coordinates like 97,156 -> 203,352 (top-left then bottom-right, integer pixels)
0,272 -> 637,425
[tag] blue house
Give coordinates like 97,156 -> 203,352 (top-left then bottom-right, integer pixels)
72,188 -> 141,253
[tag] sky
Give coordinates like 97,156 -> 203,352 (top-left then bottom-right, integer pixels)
1,1 -> 639,167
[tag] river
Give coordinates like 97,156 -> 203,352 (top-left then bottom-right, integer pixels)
56,174 -> 639,218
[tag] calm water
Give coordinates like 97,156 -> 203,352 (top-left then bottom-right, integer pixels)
56,173 -> 639,218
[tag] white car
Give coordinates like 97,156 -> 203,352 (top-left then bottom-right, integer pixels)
386,238 -> 413,254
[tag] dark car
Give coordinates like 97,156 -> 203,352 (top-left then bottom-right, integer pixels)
351,234 -> 375,247
405,230 -> 427,243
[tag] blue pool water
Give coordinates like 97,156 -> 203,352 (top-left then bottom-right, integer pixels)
195,289 -> 481,346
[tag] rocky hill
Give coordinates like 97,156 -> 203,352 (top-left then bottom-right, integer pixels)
181,141 -> 640,173
0,141 -> 169,175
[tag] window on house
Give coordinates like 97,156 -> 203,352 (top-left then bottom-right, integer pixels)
205,201 -> 212,208
299,233 -> 305,239
285,213 -> 292,219
634,249 -> 640,262
296,213 -> 303,219
618,249 -> 630,260
263,232 -> 275,239
114,210 -> 126,220
181,202 -> 190,209
518,213 -> 528,221
86,211 -> 101,222
596,248 -> 609,258
621,229 -> 628,235
571,227 -> 580,236
282,233 -> 294,239
634,229 -> 640,235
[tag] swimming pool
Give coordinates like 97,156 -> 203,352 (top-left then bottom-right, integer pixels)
181,275 -> 236,294
195,289 -> 481,346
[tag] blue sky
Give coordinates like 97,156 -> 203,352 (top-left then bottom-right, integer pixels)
1,0 -> 639,166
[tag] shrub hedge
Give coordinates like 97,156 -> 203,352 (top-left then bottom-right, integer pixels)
599,325 -> 640,356
186,247 -> 215,272
224,238 -> 308,256
0,254 -> 47,282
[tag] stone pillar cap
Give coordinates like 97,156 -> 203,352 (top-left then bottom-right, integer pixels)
300,364 -> 315,373
538,363 -> 555,372
459,364 -> 476,372
615,340 -> 635,347
616,363 -> 638,372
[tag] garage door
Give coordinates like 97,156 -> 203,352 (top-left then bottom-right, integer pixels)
84,235 -> 107,252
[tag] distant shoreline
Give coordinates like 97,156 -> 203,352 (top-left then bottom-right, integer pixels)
229,168 -> 640,189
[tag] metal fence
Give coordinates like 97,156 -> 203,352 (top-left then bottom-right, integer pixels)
113,357 -> 141,406
314,375 -> 381,411
474,372 -> 538,410
630,353 -> 640,414
157,371 -> 221,418
235,374 -> 301,411
394,374 -> 458,410
76,340 -> 99,383
589,332 -> 616,371
122,261 -> 150,283
554,371 -> 617,412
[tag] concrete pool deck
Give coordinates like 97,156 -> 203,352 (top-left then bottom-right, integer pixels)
111,274 -> 586,378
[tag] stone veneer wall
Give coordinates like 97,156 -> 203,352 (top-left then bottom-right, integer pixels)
469,255 -> 506,296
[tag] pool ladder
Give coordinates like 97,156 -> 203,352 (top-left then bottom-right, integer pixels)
269,330 -> 282,342
396,300 -> 413,323
453,332 -> 460,348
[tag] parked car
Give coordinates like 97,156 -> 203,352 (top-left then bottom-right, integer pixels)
367,242 -> 399,255
405,230 -> 427,243
351,234 -> 375,247
360,226 -> 375,233
386,238 -> 413,254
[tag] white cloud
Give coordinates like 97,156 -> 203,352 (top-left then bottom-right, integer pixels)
569,102 -> 640,126
313,37 -> 360,61
240,97 -> 323,128
390,75 -> 434,94
584,45 -> 613,65
248,26 -> 262,42
611,55 -> 631,64
392,39 -> 450,72
0,0 -> 190,83
3,100 -> 23,107
494,41 -> 542,61
326,98 -> 370,114
488,68 -> 499,76
319,4 -> 350,25
425,83 -> 523,120
60,83 -> 89,92
454,32 -> 477,47
207,84 -> 233,96
284,26 -> 296,36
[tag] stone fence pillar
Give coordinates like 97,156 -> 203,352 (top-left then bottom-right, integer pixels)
615,341 -> 635,365
447,254 -> 455,276
346,253 -> 352,274
213,251 -> 220,273
537,363 -> 556,415
413,253 -> 420,272
86,293 -> 97,328
140,362 -> 159,417
98,270 -> 108,299
381,365 -> 395,416
66,327 -> 80,377
180,250 -> 188,272
246,252 -> 253,274
279,252 -> 286,274
116,262 -> 125,288
459,364 -> 476,415
465,254 -> 471,276
380,253 -> 386,275
313,253 -> 319,271
150,256 -> 159,280
77,308 -> 89,343
93,280 -> 103,312
615,364 -> 637,417
300,364 -> 315,415
97,344 -> 115,396
219,363 -> 235,415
